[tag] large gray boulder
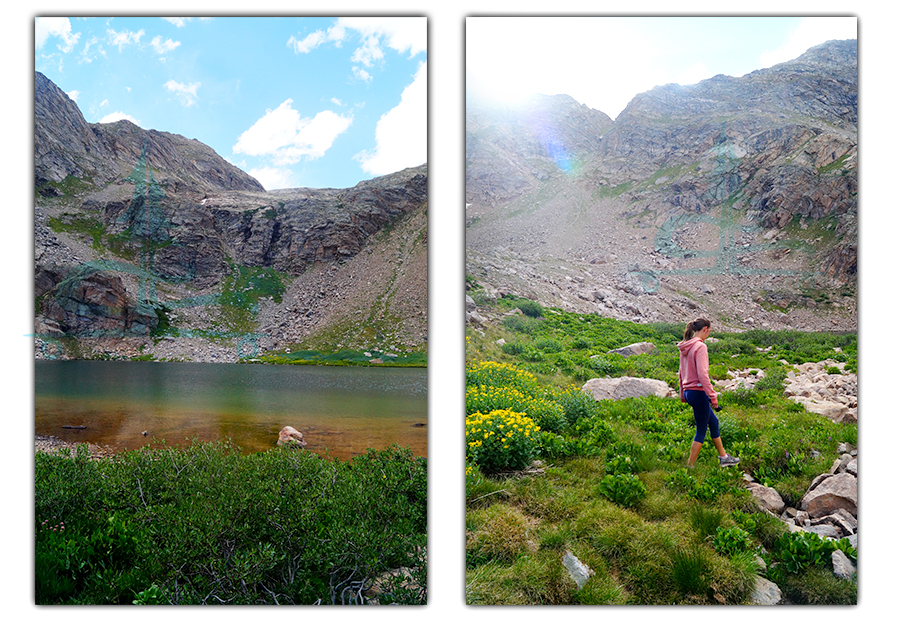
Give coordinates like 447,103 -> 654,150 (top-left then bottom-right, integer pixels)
606,341 -> 658,357
750,576 -> 782,605
582,376 -> 675,401
746,482 -> 786,514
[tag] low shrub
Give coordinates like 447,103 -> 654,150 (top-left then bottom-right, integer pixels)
35,441 -> 426,605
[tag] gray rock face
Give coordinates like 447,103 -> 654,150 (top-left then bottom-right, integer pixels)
39,268 -> 158,337
465,40 -> 857,332
34,71 -> 428,358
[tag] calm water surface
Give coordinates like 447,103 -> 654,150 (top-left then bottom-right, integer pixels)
35,360 -> 427,460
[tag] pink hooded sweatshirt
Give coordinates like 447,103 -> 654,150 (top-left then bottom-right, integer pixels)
678,336 -> 718,407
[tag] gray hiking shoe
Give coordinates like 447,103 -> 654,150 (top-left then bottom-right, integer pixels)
719,454 -> 740,466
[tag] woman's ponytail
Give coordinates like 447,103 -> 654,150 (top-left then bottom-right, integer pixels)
683,318 -> 711,341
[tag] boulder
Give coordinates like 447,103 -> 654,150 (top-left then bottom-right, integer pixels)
799,472 -> 857,518
750,576 -> 782,605
277,426 -> 307,448
606,341 -> 658,357
746,482 -> 786,514
831,549 -> 857,581
582,376 -> 675,401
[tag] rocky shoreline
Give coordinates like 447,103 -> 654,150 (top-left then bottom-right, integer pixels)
35,434 -> 116,459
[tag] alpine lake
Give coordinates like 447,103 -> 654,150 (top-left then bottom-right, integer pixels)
34,360 -> 427,460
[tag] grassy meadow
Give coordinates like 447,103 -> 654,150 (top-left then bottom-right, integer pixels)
465,295 -> 857,605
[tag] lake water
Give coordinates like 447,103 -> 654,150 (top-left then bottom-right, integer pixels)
34,360 -> 427,460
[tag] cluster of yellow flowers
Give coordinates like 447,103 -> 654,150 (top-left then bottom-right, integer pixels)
466,384 -> 535,413
466,360 -> 539,392
466,409 -> 540,471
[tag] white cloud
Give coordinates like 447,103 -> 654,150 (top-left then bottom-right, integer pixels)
67,90 -> 80,102
350,32 -> 385,68
99,111 -> 141,126
164,80 -> 200,107
336,17 -> 427,59
760,17 -> 858,68
78,36 -> 104,64
354,61 -> 426,176
287,30 -> 328,54
288,17 -> 425,83
233,99 -> 353,164
163,17 -> 212,28
35,17 -> 80,52
151,36 -> 181,55
107,28 -> 145,51
248,167 -> 294,191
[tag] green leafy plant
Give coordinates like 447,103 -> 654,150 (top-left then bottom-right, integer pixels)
133,584 -> 166,605
712,526 -> 754,557
596,474 -> 647,508
770,531 -> 854,577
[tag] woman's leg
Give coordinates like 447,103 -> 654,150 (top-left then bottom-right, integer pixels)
707,409 -> 727,458
688,440 -> 703,466
711,436 -> 726,457
685,390 -> 710,466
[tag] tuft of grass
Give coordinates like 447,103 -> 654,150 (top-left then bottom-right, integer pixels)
467,503 -> 537,565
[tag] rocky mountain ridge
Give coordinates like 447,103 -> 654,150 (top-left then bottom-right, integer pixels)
466,40 -> 857,334
34,71 -> 427,362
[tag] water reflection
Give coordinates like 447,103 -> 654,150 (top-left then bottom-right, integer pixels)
35,360 -> 427,460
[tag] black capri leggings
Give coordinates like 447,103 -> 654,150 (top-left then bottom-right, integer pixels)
684,389 -> 719,443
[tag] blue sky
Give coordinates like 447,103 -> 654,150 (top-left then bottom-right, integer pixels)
35,16 -> 427,190
467,16 -> 858,119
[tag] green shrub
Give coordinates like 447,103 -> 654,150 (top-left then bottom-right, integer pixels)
502,314 -> 543,333
553,386 -> 598,425
535,338 -> 563,352
500,341 -> 526,356
514,299 -> 544,318
35,441 -> 426,605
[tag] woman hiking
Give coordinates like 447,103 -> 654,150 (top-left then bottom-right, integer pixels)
678,318 -> 739,467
